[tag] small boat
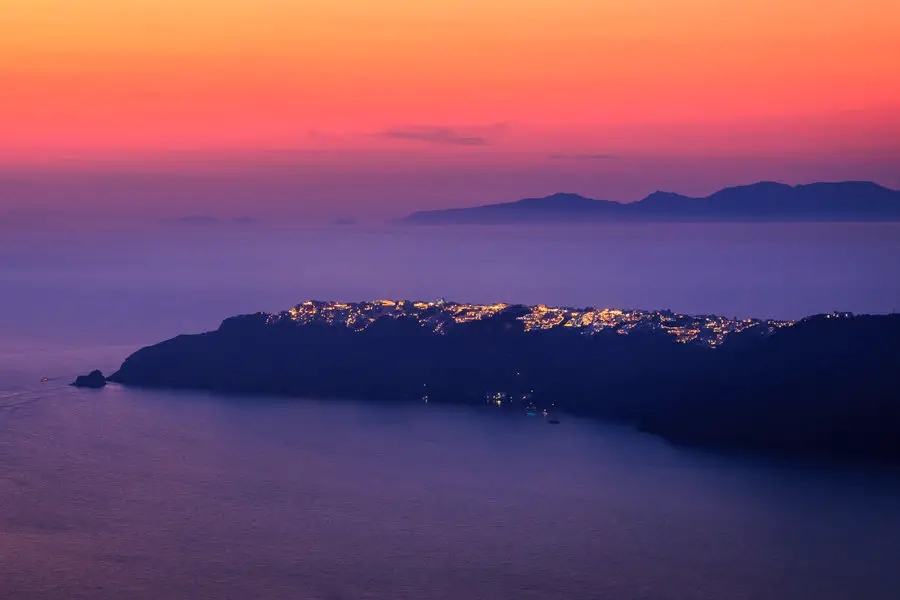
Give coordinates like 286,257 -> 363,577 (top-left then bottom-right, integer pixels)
40,377 -> 49,383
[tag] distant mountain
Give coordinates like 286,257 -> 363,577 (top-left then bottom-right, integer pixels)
168,215 -> 260,226
399,182 -> 900,224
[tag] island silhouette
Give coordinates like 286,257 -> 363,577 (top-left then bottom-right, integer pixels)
102,300 -> 900,463
399,181 -> 900,224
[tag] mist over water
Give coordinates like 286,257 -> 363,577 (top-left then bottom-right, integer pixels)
3,222 -> 899,347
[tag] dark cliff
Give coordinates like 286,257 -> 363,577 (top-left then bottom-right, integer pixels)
109,312 -> 900,462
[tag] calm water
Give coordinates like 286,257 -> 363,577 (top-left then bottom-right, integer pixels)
2,223 -> 900,599
3,346 -> 900,600
2,223 -> 899,345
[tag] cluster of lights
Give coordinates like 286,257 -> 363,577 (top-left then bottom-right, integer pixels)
267,300 -> 794,348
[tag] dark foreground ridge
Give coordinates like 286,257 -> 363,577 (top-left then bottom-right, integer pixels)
399,181 -> 900,224
108,301 -> 900,463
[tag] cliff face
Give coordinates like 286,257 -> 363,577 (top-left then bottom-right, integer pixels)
640,315 -> 900,461
109,311 -> 900,462
110,311 -> 704,415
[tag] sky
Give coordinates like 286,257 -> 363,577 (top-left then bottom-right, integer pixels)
2,0 -> 900,222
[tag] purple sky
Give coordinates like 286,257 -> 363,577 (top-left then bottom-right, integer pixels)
3,152 -> 899,229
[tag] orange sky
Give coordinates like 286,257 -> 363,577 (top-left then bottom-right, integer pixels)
3,0 -> 899,159
2,1 -> 899,223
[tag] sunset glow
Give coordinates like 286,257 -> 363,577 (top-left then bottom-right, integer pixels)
2,0 -> 899,218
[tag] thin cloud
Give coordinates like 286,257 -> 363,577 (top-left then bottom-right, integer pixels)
550,153 -> 619,160
167,215 -> 259,226
378,126 -> 489,146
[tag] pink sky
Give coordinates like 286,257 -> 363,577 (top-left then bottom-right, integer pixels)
2,1 -> 899,221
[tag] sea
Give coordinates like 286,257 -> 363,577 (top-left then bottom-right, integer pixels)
2,222 -> 900,600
